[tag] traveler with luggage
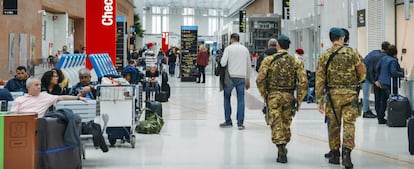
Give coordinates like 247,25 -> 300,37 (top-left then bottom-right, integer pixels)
316,27 -> 366,169
256,34 -> 307,163
374,45 -> 405,124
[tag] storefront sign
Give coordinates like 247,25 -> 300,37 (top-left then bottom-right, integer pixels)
86,0 -> 117,69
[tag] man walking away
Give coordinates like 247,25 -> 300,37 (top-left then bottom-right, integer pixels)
316,28 -> 366,169
256,35 -> 307,163
219,33 -> 251,130
256,38 -> 277,72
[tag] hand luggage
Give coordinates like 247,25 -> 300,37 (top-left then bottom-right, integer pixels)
408,117 -> 414,155
145,101 -> 163,118
37,117 -> 82,169
161,83 -> 171,98
155,91 -> 168,102
387,78 -> 411,127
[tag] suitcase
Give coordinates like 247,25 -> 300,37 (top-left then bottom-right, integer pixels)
37,117 -> 82,169
155,91 -> 168,102
408,118 -> 414,155
161,83 -> 171,98
387,78 -> 411,127
146,101 -> 163,118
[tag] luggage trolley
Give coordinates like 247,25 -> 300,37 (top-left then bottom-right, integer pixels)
97,85 -> 138,148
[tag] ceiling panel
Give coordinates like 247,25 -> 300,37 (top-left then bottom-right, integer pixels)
143,0 -> 240,9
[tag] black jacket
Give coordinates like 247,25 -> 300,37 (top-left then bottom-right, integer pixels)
256,48 -> 277,72
4,77 -> 27,93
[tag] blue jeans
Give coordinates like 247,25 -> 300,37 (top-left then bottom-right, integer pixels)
169,62 -> 176,75
362,80 -> 371,112
145,82 -> 160,99
223,78 -> 246,126
307,87 -> 315,101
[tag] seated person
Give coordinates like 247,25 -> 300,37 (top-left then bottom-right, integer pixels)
0,88 -> 13,101
145,65 -> 160,100
5,66 -> 28,93
122,60 -> 144,84
41,70 -> 67,95
70,68 -> 99,99
11,77 -> 87,118
52,68 -> 70,90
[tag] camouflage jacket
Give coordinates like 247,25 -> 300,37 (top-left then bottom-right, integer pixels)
256,49 -> 308,108
315,44 -> 366,105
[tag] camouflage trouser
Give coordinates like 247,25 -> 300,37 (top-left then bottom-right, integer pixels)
325,93 -> 359,150
268,92 -> 295,145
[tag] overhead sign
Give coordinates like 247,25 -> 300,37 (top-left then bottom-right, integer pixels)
357,9 -> 366,27
239,10 -> 247,33
283,0 -> 290,20
86,0 -> 117,69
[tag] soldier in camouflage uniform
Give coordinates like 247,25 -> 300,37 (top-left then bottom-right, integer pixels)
316,28 -> 366,169
256,35 -> 307,163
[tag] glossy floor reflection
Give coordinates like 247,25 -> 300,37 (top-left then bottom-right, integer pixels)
83,72 -> 414,169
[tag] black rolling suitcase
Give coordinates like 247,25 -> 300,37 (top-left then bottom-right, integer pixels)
408,117 -> 414,155
155,91 -> 168,102
146,101 -> 163,118
386,78 -> 411,127
37,117 -> 82,169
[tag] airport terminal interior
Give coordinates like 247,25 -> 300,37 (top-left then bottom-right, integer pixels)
1,0 -> 414,169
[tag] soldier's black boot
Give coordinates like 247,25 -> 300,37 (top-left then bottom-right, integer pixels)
276,144 -> 287,163
328,150 -> 340,165
342,148 -> 354,169
324,150 -> 332,158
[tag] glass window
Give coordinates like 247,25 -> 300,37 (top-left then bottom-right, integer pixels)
152,15 -> 161,34
183,16 -> 194,26
162,16 -> 169,32
208,9 -> 218,16
208,18 -> 218,36
182,8 -> 194,15
152,7 -> 161,14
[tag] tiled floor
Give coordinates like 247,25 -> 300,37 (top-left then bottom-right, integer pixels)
83,70 -> 414,169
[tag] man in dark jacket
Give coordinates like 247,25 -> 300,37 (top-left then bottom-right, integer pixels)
5,66 -> 28,93
256,38 -> 277,72
363,41 -> 390,119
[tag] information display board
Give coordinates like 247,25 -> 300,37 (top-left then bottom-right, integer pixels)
116,16 -> 127,73
180,26 -> 198,82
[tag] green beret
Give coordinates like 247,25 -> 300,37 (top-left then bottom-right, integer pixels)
329,27 -> 345,37
277,34 -> 290,42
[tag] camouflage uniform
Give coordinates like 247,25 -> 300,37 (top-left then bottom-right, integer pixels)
316,44 -> 366,151
256,49 -> 308,145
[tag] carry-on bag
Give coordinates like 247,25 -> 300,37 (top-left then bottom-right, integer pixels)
387,78 -> 411,127
37,117 -> 82,169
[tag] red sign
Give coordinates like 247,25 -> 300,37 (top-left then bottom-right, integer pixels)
161,32 -> 169,53
86,0 -> 117,69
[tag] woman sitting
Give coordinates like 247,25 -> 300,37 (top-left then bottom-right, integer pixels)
51,68 -> 69,90
41,70 -> 67,95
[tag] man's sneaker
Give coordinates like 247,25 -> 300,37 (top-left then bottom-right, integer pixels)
219,122 -> 233,128
237,125 -> 245,130
363,110 -> 377,118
